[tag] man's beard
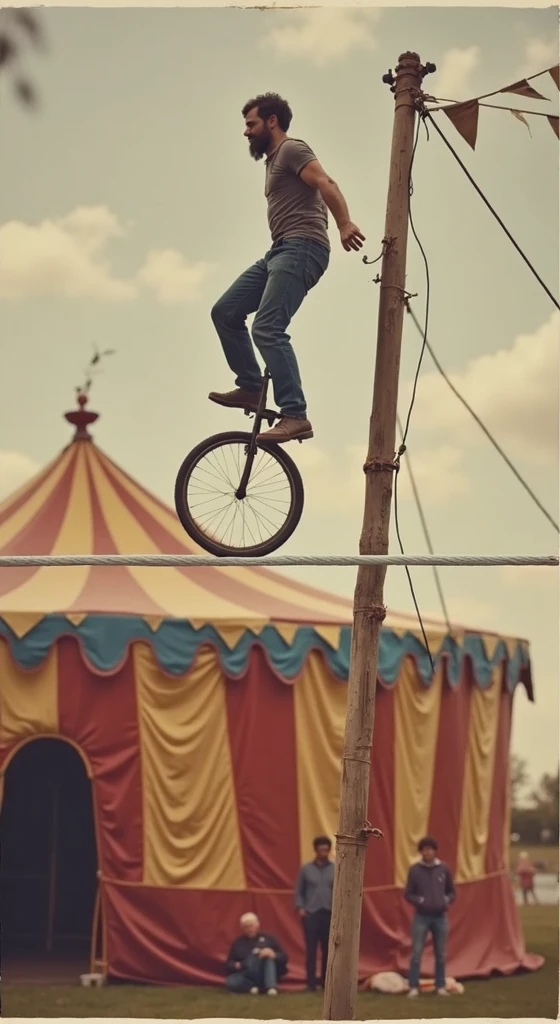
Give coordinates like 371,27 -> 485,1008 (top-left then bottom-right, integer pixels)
248,129 -> 271,161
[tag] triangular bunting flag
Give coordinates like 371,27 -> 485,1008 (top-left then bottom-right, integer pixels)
65,612 -> 88,627
443,99 -> 479,150
481,634 -> 502,663
313,625 -> 342,650
143,615 -> 165,632
549,65 -> 560,90
0,611 -> 45,639
499,79 -> 548,101
548,115 -> 559,138
214,624 -> 251,650
511,109 -> 532,136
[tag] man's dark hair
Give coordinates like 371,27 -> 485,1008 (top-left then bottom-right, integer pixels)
418,835 -> 438,852
242,93 -> 293,132
313,835 -> 332,850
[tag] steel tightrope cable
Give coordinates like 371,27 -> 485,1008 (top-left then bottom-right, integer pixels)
1,554 -> 555,568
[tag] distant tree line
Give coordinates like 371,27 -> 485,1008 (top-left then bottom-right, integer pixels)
510,754 -> 559,845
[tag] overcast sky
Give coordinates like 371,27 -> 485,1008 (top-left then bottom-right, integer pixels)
1,4 -> 558,788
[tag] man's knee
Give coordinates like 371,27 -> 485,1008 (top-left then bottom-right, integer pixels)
212,297 -> 250,333
410,934 -> 425,959
225,972 -> 246,993
251,317 -> 278,354
211,298 -> 228,327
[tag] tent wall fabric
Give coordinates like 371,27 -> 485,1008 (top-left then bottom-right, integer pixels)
0,635 -> 541,984
0,396 -> 541,985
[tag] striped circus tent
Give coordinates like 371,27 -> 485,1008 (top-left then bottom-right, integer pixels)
0,393 -> 541,984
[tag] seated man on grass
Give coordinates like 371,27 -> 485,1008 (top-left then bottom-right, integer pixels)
225,911 -> 288,995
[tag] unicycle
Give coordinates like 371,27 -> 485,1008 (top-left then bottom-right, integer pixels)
174,371 -> 306,557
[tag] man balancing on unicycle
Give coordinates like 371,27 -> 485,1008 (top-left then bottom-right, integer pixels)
209,92 -> 365,445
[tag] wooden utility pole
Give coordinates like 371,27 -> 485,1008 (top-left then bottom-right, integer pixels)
323,51 -> 427,1021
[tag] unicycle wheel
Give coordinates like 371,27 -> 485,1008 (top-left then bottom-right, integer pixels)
174,430 -> 304,557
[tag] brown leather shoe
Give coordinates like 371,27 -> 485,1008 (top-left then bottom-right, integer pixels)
209,387 -> 261,412
257,417 -> 313,444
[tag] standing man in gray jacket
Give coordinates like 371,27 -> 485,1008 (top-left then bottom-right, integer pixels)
294,835 -> 334,991
404,835 -> 456,998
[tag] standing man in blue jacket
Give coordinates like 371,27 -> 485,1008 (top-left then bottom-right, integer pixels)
295,835 -> 334,991
404,835 -> 456,998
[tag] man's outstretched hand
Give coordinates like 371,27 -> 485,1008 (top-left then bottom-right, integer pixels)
340,221 -> 366,252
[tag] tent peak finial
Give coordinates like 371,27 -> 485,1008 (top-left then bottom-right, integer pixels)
64,388 -> 99,442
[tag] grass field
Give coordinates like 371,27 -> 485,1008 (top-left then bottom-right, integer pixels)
2,905 -> 558,1019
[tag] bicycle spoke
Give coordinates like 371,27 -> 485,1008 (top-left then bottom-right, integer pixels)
194,499 -> 236,529
209,500 -> 237,540
245,498 -> 285,533
215,444 -> 238,489
207,449 -> 236,489
225,503 -> 241,547
192,462 -> 233,489
248,454 -> 279,486
188,493 -> 235,510
247,493 -> 290,512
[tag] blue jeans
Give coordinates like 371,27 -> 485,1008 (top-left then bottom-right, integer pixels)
226,954 -> 278,993
211,238 -> 330,419
408,913 -> 448,990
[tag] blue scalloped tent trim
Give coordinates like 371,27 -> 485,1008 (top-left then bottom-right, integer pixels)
0,614 -> 532,695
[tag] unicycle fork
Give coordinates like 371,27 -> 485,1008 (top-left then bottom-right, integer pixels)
235,370 -> 278,500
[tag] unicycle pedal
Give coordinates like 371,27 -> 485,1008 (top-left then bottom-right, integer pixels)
244,407 -> 281,427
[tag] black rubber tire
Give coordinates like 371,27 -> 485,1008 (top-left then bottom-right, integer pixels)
174,430 -> 305,557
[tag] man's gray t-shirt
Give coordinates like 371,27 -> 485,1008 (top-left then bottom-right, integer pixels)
264,138 -> 330,251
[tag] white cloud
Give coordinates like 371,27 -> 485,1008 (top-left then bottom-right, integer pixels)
500,564 -> 559,589
403,313 -> 559,462
518,38 -> 559,80
0,451 -> 40,503
396,444 -> 470,506
288,444 -> 358,516
289,440 -> 467,516
0,206 -> 137,301
0,205 -> 211,304
137,249 -> 211,303
436,595 -> 500,631
260,9 -> 379,68
431,46 -> 481,102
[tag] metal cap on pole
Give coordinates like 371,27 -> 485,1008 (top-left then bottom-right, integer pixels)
323,51 -> 431,1020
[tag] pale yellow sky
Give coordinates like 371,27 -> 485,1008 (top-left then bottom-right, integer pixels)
0,4 -> 558,788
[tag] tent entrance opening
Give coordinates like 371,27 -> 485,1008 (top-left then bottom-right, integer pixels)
1,738 -> 98,976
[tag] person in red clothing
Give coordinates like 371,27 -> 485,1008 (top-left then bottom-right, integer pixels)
516,851 -> 539,904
